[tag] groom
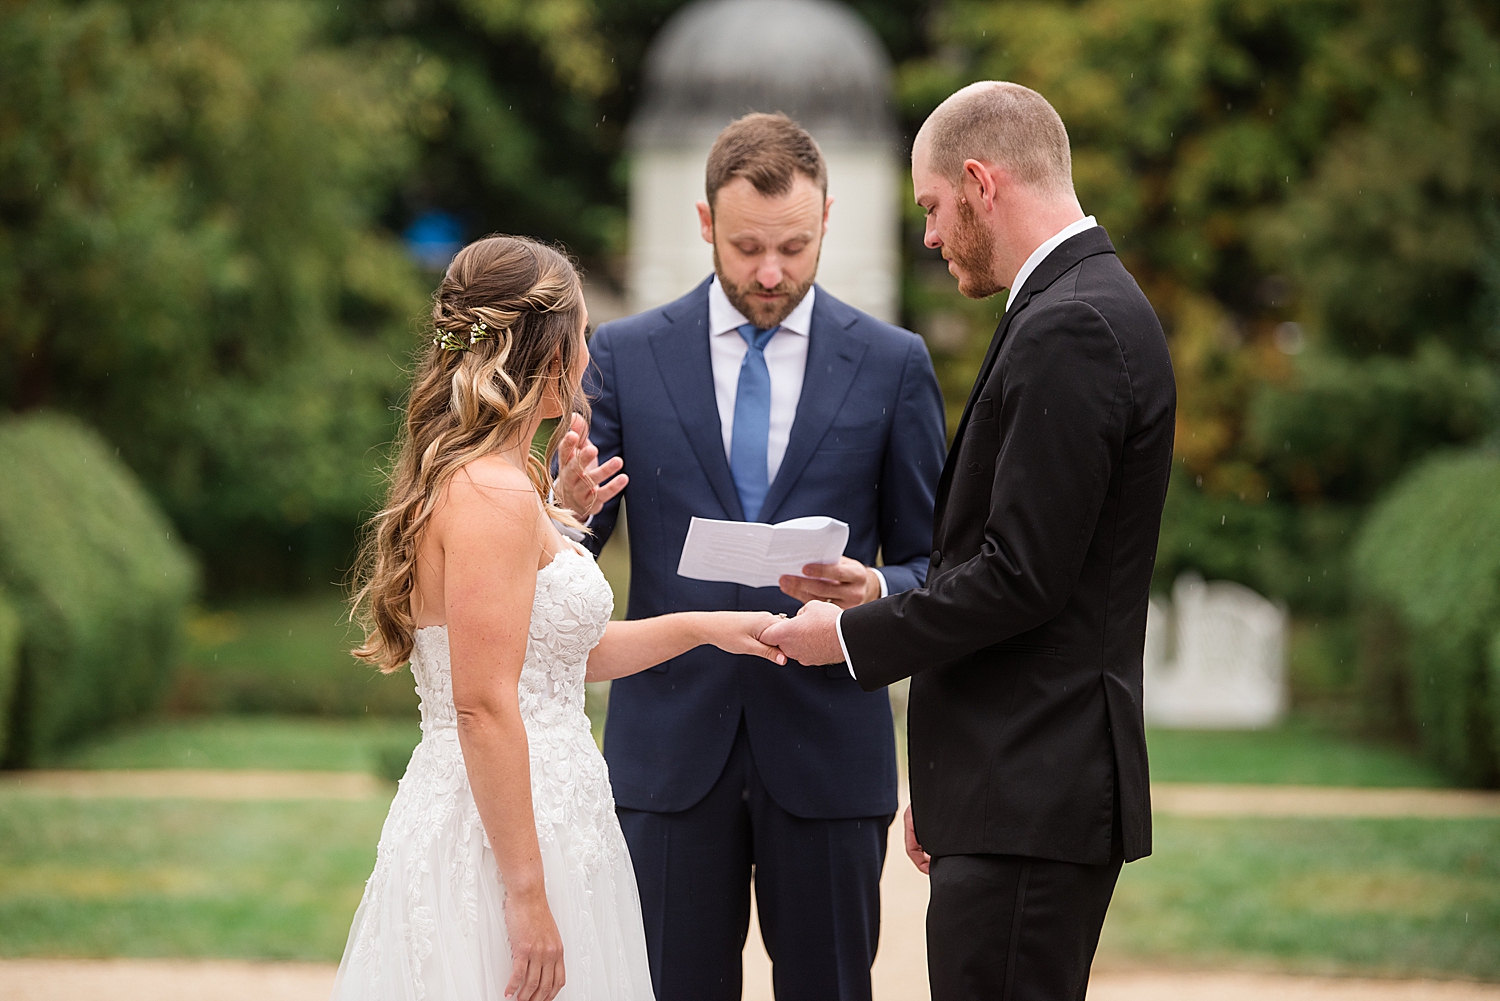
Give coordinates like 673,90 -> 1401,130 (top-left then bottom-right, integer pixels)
556,113 -> 946,1000
765,82 -> 1177,999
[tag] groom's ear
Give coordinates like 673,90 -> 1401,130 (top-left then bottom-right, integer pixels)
697,200 -> 715,245
961,158 -> 1003,213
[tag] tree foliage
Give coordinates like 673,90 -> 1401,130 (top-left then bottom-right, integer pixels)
0,0 -> 936,591
329,0 -> 936,259
899,0 -> 1500,617
0,0 -> 439,589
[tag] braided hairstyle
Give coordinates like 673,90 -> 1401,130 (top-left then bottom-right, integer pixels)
351,235 -> 589,672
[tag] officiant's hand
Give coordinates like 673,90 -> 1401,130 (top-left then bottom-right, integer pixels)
555,413 -> 627,518
779,557 -> 881,609
903,805 -> 931,875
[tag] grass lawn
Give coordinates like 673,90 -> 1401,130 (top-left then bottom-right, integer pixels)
44,710 -> 613,777
1145,721 -> 1453,788
46,717 -> 422,775
0,793 -> 388,960
1101,816 -> 1500,981
2,791 -> 1495,978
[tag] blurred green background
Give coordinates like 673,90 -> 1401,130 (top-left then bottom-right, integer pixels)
1,0 -> 1499,981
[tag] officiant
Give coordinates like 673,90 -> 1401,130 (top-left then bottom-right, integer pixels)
553,112 -> 945,1001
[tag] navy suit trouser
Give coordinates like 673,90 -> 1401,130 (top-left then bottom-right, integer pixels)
617,717 -> 893,1001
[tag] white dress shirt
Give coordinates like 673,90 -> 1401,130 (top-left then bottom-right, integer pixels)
834,217 -> 1097,675
708,275 -> 815,485
706,277 -> 888,598
1005,215 -> 1097,313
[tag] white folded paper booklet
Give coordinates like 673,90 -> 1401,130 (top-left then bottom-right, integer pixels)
677,516 -> 851,589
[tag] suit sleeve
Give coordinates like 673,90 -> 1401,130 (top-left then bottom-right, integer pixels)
580,323 -> 622,556
872,335 -> 947,594
842,301 -> 1130,690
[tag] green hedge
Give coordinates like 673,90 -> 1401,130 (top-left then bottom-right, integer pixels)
1352,448 -> 1500,785
0,413 -> 196,765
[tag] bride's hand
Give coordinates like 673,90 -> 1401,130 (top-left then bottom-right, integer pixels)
705,611 -> 788,665
555,413 -> 627,518
503,886 -> 565,1001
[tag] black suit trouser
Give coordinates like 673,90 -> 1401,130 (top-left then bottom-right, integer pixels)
617,718 -> 893,1001
926,848 -> 1123,1001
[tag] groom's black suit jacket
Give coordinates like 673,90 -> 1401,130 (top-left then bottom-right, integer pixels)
842,227 -> 1176,866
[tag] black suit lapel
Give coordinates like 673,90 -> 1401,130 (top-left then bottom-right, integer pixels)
757,289 -> 867,524
647,281 -> 746,521
933,313 -> 1014,516
933,227 -> 1119,518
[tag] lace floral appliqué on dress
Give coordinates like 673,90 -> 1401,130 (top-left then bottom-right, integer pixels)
332,549 -> 654,1001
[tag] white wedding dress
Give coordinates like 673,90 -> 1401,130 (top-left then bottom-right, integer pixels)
332,548 -> 655,1000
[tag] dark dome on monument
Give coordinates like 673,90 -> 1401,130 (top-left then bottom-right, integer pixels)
631,0 -> 894,148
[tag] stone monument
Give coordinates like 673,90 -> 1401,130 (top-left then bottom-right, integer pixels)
628,0 -> 899,320
1144,573 -> 1289,729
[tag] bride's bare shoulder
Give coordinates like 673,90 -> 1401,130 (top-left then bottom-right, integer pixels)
433,455 -> 538,528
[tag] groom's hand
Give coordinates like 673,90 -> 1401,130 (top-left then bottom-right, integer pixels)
903,805 -> 931,875
758,600 -> 844,666
779,557 -> 880,609
555,413 -> 627,518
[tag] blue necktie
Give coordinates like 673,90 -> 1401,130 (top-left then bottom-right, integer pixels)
730,323 -> 779,521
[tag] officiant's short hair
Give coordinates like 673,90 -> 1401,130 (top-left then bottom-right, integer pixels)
921,82 -> 1073,195
705,113 -> 828,209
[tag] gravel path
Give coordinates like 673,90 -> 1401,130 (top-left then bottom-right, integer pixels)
1151,783 -> 1500,818
0,769 -> 385,801
5,957 -> 1496,1001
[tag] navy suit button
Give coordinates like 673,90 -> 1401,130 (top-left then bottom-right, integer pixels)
931,549 -> 941,563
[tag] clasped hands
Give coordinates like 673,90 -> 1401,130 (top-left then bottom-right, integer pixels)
555,414 -> 872,666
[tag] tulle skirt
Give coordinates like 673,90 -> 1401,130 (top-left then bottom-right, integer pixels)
331,733 -> 655,1001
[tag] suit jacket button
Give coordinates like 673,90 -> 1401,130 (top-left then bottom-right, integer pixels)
968,461 -> 982,474
931,549 -> 941,563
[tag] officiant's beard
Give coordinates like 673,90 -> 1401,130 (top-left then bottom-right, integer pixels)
948,197 -> 1004,300
713,247 -> 819,330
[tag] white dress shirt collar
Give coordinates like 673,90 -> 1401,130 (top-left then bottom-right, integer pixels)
1005,215 -> 1098,312
709,275 -> 816,338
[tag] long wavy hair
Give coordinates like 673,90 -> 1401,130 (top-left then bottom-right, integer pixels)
350,235 -> 589,672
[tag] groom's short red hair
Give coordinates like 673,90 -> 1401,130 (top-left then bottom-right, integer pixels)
705,113 -> 828,210
919,82 -> 1073,196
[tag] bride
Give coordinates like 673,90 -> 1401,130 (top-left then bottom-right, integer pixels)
334,235 -> 783,1001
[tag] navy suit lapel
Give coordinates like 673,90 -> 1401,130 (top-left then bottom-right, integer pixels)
758,288 -> 867,524
647,280 -> 746,521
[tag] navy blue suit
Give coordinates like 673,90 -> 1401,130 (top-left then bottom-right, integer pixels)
583,278 -> 945,1000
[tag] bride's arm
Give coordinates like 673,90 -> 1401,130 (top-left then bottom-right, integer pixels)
439,463 -> 564,1001
586,611 -> 785,681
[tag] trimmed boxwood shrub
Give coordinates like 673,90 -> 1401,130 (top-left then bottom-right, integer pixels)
0,413 -> 196,765
1352,448 -> 1500,785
